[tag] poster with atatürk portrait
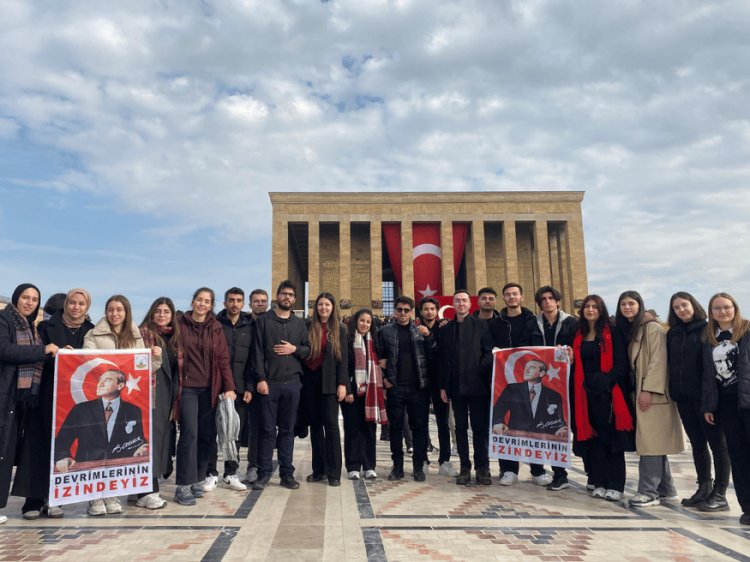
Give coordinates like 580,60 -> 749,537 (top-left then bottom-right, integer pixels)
489,346 -> 572,468
49,349 -> 152,506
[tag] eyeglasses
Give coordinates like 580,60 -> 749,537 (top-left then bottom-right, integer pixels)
395,307 -> 411,313
712,306 -> 734,312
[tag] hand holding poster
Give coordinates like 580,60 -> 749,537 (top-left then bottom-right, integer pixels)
489,346 -> 571,468
50,349 -> 153,506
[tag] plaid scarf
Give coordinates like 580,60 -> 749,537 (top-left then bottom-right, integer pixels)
9,304 -> 44,404
353,332 -> 388,425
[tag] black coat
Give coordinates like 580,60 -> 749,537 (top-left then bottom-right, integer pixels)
666,319 -> 706,401
252,311 -> 310,384
437,315 -> 489,397
54,398 -> 146,463
492,382 -> 565,434
304,322 -> 349,395
12,312 -> 93,499
0,308 -> 47,463
217,310 -> 255,393
378,322 -> 435,389
530,311 -> 579,347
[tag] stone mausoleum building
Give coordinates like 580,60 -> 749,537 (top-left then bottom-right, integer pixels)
270,191 -> 587,316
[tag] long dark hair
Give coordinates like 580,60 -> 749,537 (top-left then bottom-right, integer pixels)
667,291 -> 707,328
309,292 -> 342,361
105,294 -> 136,349
615,290 -> 644,344
577,295 -> 611,339
141,297 -> 182,353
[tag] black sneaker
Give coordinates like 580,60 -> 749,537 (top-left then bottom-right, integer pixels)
174,485 -> 197,506
413,468 -> 426,482
475,468 -> 492,486
741,513 -> 750,526
328,477 -> 341,487
547,474 -> 570,491
280,476 -> 300,489
251,474 -> 271,490
456,468 -> 471,486
306,473 -> 326,483
387,466 -> 404,481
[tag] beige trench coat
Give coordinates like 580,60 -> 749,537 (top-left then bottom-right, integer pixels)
628,320 -> 684,455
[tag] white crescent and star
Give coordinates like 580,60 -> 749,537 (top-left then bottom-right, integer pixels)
412,243 -> 442,260
67,357 -> 143,404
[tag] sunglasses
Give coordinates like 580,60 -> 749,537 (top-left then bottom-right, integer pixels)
395,307 -> 411,313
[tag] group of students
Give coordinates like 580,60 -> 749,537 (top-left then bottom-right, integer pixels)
0,280 -> 749,529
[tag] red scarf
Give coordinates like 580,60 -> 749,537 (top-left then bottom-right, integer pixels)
573,324 -> 634,441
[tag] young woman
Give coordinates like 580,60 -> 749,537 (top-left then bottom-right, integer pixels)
0,284 -> 59,525
303,292 -> 348,486
174,288 -> 236,506
616,291 -> 683,507
342,309 -> 387,480
571,295 -> 634,502
667,292 -> 729,509
138,297 -> 182,510
13,289 -> 93,519
83,294 -> 157,516
702,293 -> 750,526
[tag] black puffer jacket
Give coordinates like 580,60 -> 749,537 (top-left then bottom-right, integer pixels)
666,318 -> 706,401
216,310 -> 255,393
530,310 -> 578,347
378,321 -> 435,389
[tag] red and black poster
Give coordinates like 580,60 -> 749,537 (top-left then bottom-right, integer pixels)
49,349 -> 152,506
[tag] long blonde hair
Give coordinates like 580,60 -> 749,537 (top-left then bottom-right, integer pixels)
705,292 -> 749,346
309,292 -> 342,362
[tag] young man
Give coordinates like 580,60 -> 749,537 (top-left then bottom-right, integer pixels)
251,281 -> 310,490
245,288 -> 269,482
482,282 -> 550,486
379,296 -> 435,482
439,290 -> 491,485
474,287 -> 499,321
530,285 -> 578,491
203,288 -> 254,492
419,297 -> 457,477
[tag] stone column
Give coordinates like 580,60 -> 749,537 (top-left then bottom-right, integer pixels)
471,220 -> 487,292
370,220 -> 383,311
503,220 -> 519,283
307,219 -> 320,315
440,221 -> 455,296
534,220 -> 552,287
339,220 -> 351,305
566,217 -> 589,308
272,217 -> 288,289
401,221 -> 414,298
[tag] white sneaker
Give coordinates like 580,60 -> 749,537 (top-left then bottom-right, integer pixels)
364,470 -> 377,479
88,499 -> 106,516
245,467 -> 258,483
629,493 -> 660,507
591,487 -> 606,499
499,472 -> 518,486
202,475 -> 218,492
659,493 -> 680,502
438,461 -> 459,477
0,514 -> 7,524
136,493 -> 167,510
604,489 -> 623,502
104,497 -> 123,514
222,475 -> 247,491
531,473 -> 552,486
45,504 -> 64,518
348,471 -> 361,480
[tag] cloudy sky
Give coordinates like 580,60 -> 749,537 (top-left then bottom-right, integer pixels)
1,0 -> 748,319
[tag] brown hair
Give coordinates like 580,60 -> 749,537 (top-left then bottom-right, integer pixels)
105,295 -> 136,349
140,297 -> 182,353
309,292 -> 342,362
706,292 -> 749,346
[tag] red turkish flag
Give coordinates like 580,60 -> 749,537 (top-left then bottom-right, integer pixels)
412,223 -> 442,299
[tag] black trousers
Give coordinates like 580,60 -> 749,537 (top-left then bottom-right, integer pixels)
715,393 -> 750,513
257,381 -> 301,477
176,387 -> 216,486
303,371 -> 342,478
677,397 -> 730,490
342,394 -> 377,472
430,383 -> 452,463
451,395 -> 489,471
386,385 -> 429,469
587,437 -> 626,492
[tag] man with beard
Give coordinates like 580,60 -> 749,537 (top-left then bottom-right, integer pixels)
251,280 -> 310,490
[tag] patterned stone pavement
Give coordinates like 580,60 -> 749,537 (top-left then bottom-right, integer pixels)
2,420 -> 750,561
